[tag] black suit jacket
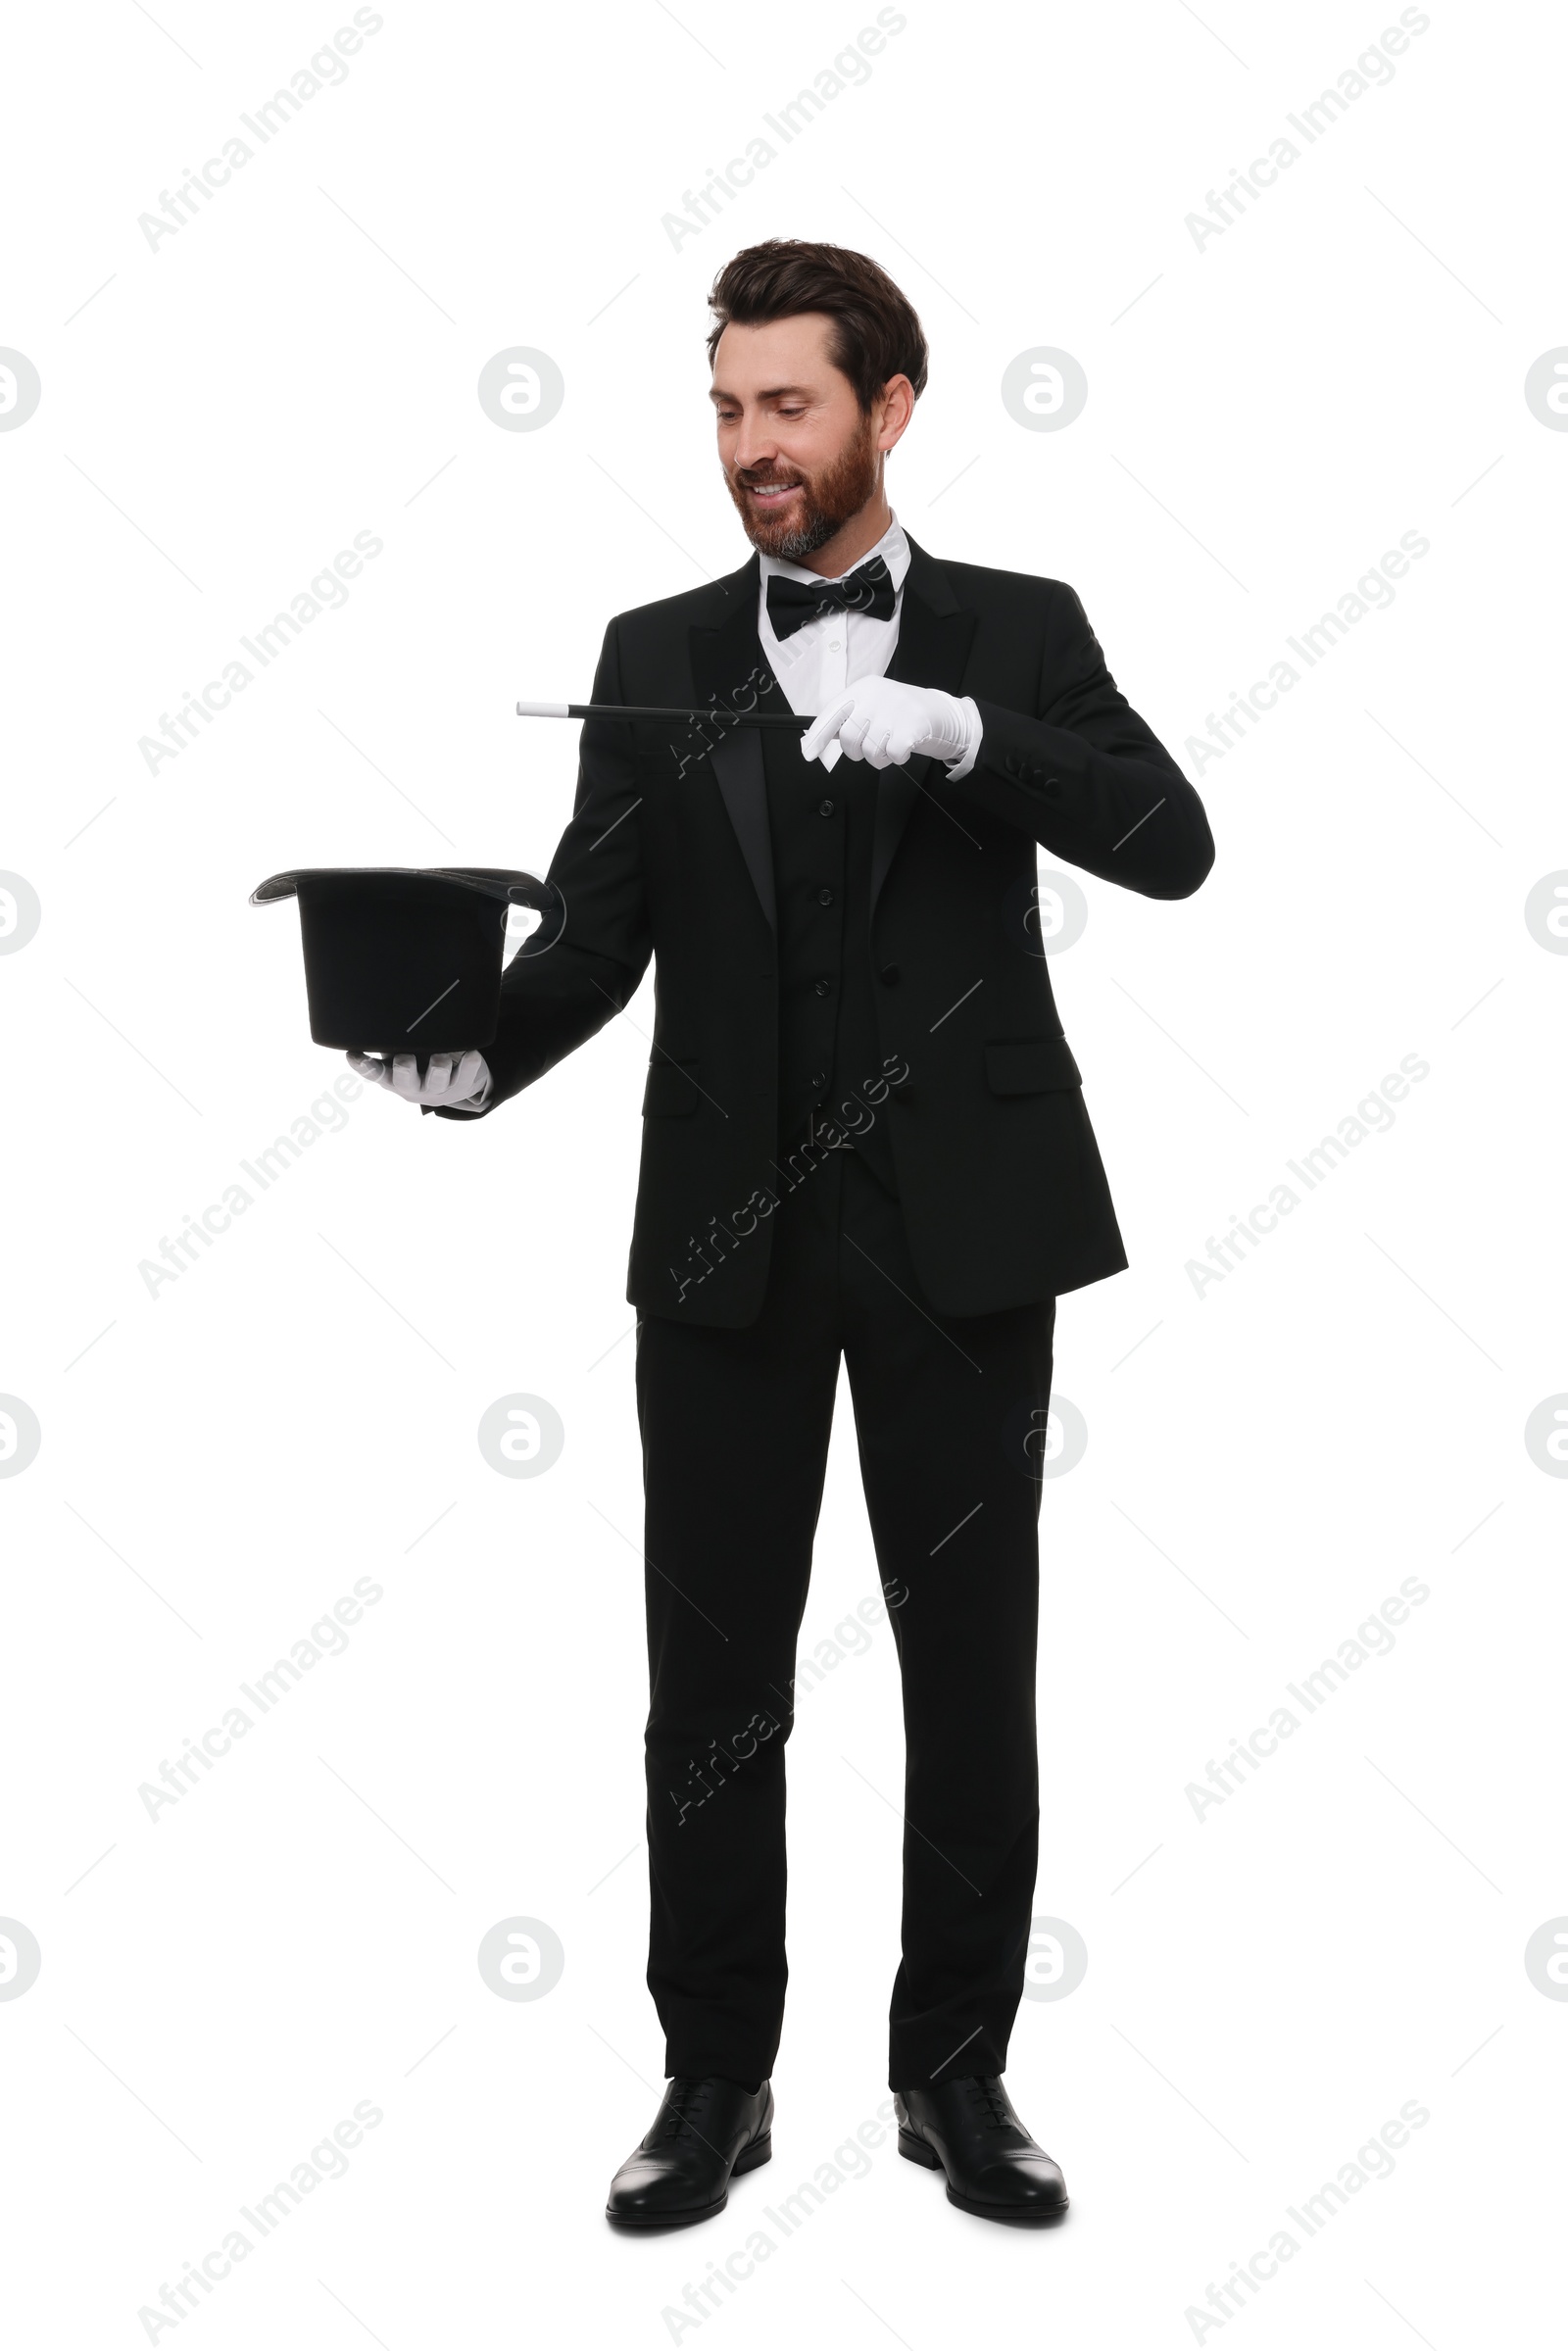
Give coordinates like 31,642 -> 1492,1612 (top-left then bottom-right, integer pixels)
438,534 -> 1214,1327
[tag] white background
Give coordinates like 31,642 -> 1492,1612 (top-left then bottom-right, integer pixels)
3,0 -> 1564,2342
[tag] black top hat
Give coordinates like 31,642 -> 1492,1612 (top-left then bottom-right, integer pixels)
252,866 -> 563,1054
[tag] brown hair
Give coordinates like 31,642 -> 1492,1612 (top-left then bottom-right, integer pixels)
706,239 -> 928,413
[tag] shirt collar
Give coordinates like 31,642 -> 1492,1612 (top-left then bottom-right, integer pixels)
757,511 -> 908,598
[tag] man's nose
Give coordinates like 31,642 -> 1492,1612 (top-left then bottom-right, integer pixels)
731,421 -> 780,474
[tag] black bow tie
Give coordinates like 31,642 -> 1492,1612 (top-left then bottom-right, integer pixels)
765,555 -> 898,641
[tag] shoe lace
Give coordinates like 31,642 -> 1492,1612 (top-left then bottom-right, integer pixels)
963,2075 -> 1012,2131
660,2079 -> 715,2142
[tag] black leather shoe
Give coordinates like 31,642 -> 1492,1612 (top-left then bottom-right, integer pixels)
895,2076 -> 1068,2223
606,2078 -> 773,2229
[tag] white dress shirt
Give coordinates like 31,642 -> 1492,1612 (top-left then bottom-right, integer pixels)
757,512 -> 979,780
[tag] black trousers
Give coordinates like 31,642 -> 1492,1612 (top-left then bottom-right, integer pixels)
634,1133 -> 1056,2091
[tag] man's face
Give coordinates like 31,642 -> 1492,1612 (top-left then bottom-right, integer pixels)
710,313 -> 884,561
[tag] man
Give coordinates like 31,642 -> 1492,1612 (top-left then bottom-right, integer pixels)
353,240 -> 1214,2229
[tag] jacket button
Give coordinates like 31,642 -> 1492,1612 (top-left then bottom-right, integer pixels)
879,963 -> 901,985
817,886 -> 834,906
817,798 -> 835,816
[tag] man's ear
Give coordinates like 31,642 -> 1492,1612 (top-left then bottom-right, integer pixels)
876,372 -> 915,454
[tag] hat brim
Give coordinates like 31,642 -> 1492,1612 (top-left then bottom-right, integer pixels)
251,865 -> 558,908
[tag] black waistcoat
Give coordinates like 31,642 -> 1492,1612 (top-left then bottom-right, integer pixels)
760,723 -> 899,1195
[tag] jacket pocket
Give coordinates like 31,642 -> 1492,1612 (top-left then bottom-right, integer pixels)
642,1056 -> 702,1116
984,1035 -> 1082,1095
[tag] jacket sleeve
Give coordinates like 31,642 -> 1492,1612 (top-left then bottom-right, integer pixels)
428,616 -> 652,1120
957,583 -> 1214,900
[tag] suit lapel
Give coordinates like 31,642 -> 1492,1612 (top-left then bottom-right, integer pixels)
688,558 -> 778,934
872,534 -> 977,914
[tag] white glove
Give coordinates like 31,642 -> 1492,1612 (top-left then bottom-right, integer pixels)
800,676 -> 981,772
346,1050 -> 493,1112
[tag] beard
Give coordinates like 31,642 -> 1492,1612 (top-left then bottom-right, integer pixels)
724,412 -> 882,561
